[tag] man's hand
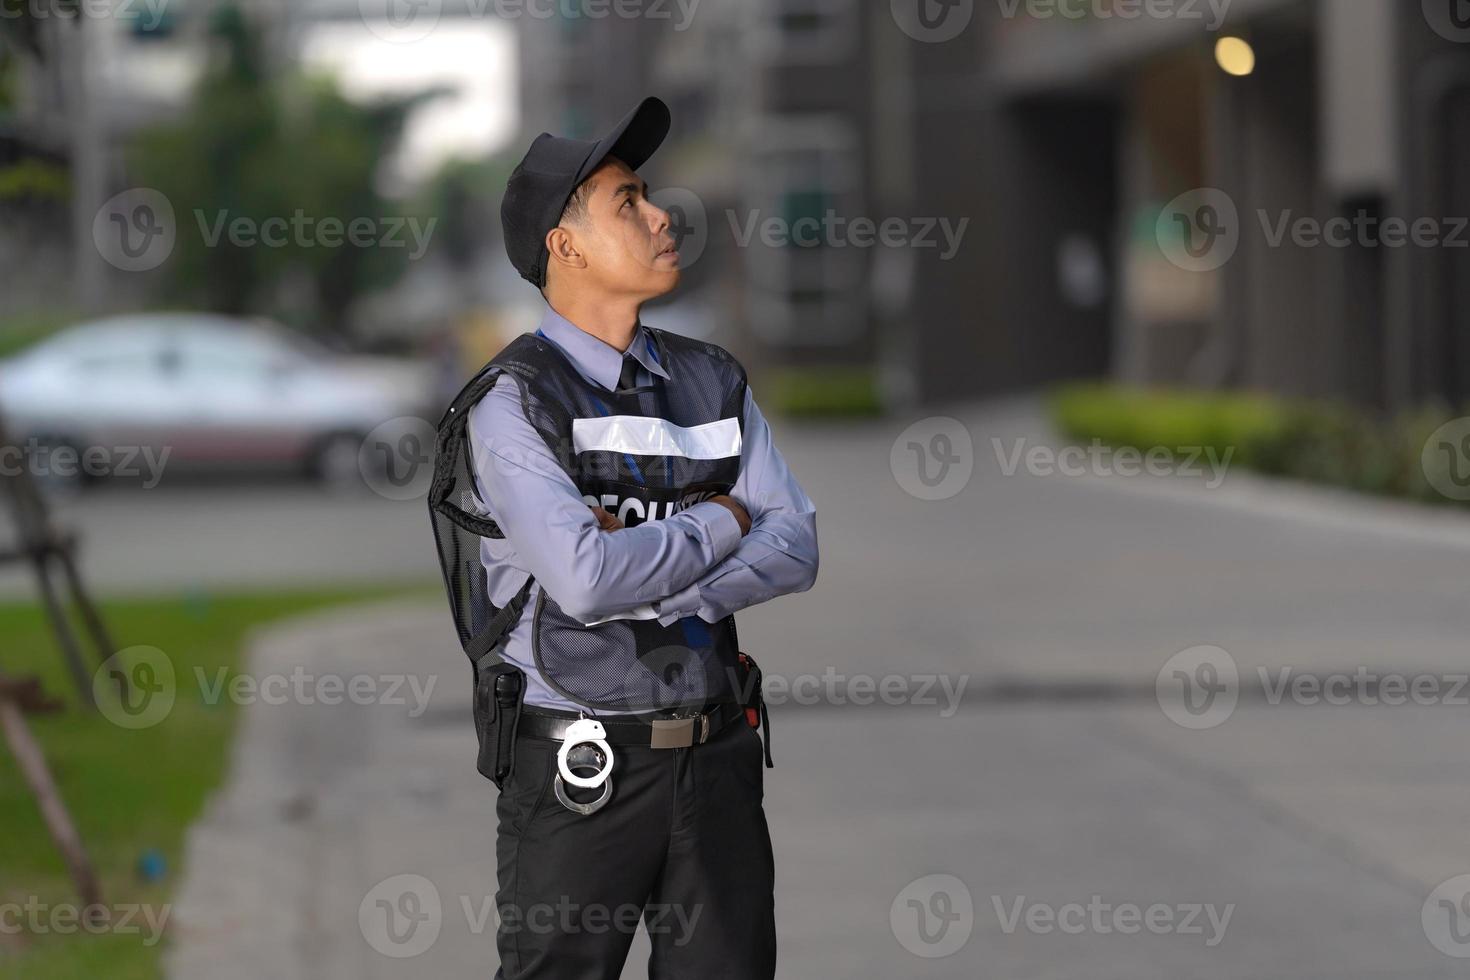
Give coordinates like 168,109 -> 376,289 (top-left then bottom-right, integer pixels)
591,498 -> 750,536
708,495 -> 752,536
590,506 -> 625,532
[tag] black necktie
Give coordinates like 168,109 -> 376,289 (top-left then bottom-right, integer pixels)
616,354 -> 640,394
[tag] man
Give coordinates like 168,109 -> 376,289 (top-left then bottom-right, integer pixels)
426,96 -> 819,979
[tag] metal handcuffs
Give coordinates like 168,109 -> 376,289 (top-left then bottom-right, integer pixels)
553,717 -> 614,816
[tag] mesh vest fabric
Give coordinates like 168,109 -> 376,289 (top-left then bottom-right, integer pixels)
427,327 -> 748,714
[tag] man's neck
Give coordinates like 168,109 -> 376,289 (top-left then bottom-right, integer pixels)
547,295 -> 641,353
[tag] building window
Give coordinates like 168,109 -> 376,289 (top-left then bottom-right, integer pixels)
749,0 -> 857,66
744,115 -> 865,346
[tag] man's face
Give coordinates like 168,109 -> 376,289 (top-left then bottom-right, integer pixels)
558,156 -> 680,299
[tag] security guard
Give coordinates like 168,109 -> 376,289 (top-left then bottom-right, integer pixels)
427,96 -> 819,979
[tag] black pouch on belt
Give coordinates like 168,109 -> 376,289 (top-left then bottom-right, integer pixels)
472,659 -> 525,789
737,652 -> 774,768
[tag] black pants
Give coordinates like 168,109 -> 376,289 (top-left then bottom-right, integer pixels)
492,714 -> 776,979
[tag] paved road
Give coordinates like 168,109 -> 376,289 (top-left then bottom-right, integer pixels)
146,399 -> 1470,978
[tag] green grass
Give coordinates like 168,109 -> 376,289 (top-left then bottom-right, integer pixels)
1049,383 -> 1458,504
0,581 -> 439,979
765,366 -> 884,419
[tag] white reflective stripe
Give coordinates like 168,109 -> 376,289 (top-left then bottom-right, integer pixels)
571,415 -> 742,459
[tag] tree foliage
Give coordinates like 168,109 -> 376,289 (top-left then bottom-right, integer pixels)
130,3 -> 445,339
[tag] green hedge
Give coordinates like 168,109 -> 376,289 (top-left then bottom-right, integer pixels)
1049,384 -> 1457,504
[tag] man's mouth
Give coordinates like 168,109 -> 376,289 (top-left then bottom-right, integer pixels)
655,241 -> 679,261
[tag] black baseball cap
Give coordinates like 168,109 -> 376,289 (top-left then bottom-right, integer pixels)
500,96 -> 672,288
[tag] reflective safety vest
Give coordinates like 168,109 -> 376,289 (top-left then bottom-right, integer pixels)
427,327 -> 748,714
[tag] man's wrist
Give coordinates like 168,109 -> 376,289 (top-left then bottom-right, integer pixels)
654,582 -> 703,626
685,499 -> 743,560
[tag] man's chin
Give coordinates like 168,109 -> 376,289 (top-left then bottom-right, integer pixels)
648,267 -> 681,296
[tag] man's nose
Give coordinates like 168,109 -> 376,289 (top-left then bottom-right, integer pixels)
646,201 -> 670,235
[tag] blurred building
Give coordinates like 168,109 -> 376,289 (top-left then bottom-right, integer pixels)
962,0 -> 1470,411
513,0 -> 1470,413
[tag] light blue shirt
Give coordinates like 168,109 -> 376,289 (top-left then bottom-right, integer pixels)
466,307 -> 820,712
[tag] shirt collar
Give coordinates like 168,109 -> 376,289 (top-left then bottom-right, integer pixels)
535,307 -> 670,392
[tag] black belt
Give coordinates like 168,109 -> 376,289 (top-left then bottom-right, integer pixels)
518,702 -> 746,749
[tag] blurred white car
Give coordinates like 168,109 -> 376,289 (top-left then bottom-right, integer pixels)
0,314 -> 434,488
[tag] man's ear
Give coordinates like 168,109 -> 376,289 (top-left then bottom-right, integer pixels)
545,226 -> 587,275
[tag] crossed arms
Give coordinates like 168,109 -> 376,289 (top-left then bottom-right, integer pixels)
468,375 -> 819,625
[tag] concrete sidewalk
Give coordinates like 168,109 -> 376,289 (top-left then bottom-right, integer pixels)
162,401 -> 1470,978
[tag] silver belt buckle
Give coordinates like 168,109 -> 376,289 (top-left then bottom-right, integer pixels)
648,710 -> 713,748
649,715 -> 696,749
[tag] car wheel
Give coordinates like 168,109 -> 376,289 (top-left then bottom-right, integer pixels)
310,432 -> 367,492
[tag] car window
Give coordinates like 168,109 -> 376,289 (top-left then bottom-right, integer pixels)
176,328 -> 311,378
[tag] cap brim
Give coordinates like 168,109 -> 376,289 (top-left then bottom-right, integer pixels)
574,96 -> 671,186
